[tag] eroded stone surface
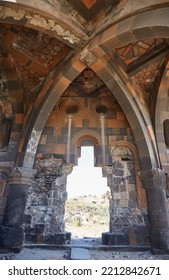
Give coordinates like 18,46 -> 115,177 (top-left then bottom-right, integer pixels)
24,158 -> 70,243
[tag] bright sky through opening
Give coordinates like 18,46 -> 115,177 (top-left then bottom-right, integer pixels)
67,146 -> 108,198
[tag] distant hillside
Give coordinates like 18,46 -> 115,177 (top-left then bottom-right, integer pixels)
65,193 -> 110,238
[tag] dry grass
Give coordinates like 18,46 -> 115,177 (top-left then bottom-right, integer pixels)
65,194 -> 109,238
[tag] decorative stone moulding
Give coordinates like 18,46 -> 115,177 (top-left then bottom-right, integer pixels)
59,98 -> 82,118
91,98 -> 115,118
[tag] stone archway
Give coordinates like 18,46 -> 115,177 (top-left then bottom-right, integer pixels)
24,145 -> 110,244
63,129 -> 110,239
1,1 -> 169,251
155,59 -> 169,172
90,57 -> 159,170
17,4 -> 169,171
65,146 -> 109,239
88,6 -> 169,57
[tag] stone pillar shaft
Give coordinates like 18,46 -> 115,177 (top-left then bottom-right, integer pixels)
4,167 -> 36,225
139,168 -> 169,250
0,164 -> 12,225
0,167 -> 36,251
0,179 -> 7,225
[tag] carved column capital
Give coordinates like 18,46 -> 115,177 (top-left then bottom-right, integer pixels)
138,168 -> 166,190
0,162 -> 13,180
0,162 -> 13,196
8,167 -> 36,186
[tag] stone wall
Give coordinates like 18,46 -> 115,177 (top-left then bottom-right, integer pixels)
24,158 -> 71,244
23,89 -> 150,246
36,87 -> 133,166
24,148 -> 150,246
24,152 -> 150,246
102,146 -> 149,246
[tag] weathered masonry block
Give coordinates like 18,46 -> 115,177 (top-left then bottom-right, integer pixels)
102,146 -> 149,246
24,159 -> 71,245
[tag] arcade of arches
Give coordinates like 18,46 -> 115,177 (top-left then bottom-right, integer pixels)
0,0 -> 169,252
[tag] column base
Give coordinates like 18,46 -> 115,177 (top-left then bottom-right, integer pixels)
102,226 -> 150,246
25,230 -> 71,245
0,225 -> 24,252
150,228 -> 169,250
102,232 -> 129,245
44,231 -> 71,245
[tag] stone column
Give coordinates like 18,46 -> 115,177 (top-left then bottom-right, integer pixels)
0,179 -> 6,224
43,164 -> 72,244
0,167 -> 36,251
0,164 -> 12,224
139,168 -> 169,250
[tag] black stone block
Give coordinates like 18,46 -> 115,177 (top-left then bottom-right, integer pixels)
113,161 -> 123,169
44,231 -> 71,245
25,225 -> 35,235
24,214 -> 32,224
46,136 -> 57,144
113,177 -> 122,184
0,225 -> 24,250
25,233 -> 37,243
106,128 -> 113,134
35,224 -> 45,234
128,177 -> 136,184
102,232 -> 129,245
113,185 -> 120,192
43,127 -> 54,135
37,144 -> 45,153
120,128 -> 127,135
113,169 -> 124,176
150,228 -> 169,249
57,136 -> 68,144
128,201 -> 137,208
134,225 -> 150,246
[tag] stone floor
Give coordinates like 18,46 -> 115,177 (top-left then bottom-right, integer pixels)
0,238 -> 169,260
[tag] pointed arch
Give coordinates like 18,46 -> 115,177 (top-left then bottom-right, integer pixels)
0,1 -> 86,48
20,54 -> 86,168
89,6 -> 169,58
90,56 -> 159,170
155,59 -> 169,172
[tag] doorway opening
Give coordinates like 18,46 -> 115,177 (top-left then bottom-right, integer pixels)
65,146 -> 110,239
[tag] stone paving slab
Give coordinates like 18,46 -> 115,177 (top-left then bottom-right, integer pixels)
70,248 -> 91,260
1,247 -> 169,260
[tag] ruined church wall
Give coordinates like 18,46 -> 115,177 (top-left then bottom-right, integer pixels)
24,158 -> 71,244
36,89 -> 133,165
102,146 -> 149,246
24,88 -> 150,245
